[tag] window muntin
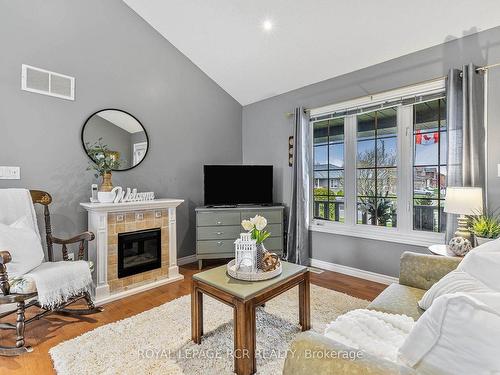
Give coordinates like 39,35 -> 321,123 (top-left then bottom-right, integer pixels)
412,98 -> 447,232
356,108 -> 398,227
313,118 -> 345,222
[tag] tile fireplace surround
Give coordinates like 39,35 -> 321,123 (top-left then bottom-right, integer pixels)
81,199 -> 184,304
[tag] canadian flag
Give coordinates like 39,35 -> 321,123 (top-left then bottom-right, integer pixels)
416,130 -> 439,145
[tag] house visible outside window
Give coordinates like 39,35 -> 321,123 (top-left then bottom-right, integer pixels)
310,79 -> 447,246
413,98 -> 447,232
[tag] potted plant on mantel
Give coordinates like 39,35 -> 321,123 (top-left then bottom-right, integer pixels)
469,210 -> 500,246
86,138 -> 121,192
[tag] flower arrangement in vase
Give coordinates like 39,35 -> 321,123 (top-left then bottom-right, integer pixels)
85,138 -> 122,192
241,215 -> 271,269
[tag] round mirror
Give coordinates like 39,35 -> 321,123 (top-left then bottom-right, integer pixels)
81,109 -> 149,171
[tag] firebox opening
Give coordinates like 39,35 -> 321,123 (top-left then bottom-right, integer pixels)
118,228 -> 161,278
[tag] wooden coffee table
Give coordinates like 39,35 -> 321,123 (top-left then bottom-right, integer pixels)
191,261 -> 310,375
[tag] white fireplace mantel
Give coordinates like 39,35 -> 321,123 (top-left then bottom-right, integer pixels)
80,198 -> 184,304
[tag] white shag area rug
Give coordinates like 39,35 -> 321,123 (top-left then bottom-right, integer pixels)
50,285 -> 368,375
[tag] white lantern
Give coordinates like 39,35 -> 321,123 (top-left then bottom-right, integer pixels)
234,233 -> 257,273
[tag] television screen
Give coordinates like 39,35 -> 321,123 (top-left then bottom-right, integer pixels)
204,165 -> 273,206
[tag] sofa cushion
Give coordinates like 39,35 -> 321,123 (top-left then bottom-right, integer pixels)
368,283 -> 426,320
399,292 -> 500,375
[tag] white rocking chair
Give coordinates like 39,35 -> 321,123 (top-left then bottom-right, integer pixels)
0,189 -> 102,356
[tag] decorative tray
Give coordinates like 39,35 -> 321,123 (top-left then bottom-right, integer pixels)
226,259 -> 282,281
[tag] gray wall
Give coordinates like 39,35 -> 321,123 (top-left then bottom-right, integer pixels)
84,115 -> 134,169
243,27 -> 500,277
0,0 -> 242,259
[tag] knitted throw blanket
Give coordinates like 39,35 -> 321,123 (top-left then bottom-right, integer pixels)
23,260 -> 92,309
324,309 -> 415,363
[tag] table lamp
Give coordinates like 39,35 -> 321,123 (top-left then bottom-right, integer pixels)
444,187 -> 483,242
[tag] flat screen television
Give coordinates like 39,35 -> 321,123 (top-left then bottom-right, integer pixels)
204,165 -> 273,206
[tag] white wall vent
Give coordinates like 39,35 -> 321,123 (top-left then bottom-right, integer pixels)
21,64 -> 75,101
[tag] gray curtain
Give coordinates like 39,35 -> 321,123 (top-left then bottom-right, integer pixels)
286,107 -> 311,265
446,64 -> 486,241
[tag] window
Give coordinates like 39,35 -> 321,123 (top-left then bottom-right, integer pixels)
313,118 -> 344,222
356,108 -> 398,227
310,80 -> 447,245
413,98 -> 447,232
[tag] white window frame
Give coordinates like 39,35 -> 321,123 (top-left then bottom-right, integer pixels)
309,79 -> 446,247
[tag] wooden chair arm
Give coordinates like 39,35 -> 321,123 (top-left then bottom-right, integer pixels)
51,232 -> 95,261
51,231 -> 95,245
0,251 -> 12,265
0,251 -> 12,295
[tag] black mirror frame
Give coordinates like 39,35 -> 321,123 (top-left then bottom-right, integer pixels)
81,108 -> 150,172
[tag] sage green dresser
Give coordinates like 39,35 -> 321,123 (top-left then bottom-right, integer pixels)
195,205 -> 285,269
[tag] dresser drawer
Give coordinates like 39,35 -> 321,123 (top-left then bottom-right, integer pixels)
197,225 -> 241,240
241,209 -> 283,224
197,211 -> 240,227
198,224 -> 281,241
197,239 -> 235,255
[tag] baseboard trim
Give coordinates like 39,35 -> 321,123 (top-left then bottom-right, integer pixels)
309,258 -> 398,285
178,254 -> 197,266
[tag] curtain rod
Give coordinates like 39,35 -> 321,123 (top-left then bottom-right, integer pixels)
285,62 -> 500,118
476,62 -> 500,72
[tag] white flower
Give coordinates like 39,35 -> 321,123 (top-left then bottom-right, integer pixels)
241,219 -> 254,231
253,215 -> 267,231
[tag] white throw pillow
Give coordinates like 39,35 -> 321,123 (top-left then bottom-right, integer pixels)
0,217 -> 45,279
418,270 -> 492,310
399,292 -> 500,375
458,248 -> 500,292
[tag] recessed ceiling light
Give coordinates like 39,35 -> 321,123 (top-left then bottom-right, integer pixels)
262,19 -> 273,32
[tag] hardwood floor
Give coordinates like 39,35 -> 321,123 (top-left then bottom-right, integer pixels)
0,260 -> 387,374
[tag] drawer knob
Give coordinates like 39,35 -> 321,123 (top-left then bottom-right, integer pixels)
216,232 -> 223,235
217,241 -> 223,246
216,221 -> 223,225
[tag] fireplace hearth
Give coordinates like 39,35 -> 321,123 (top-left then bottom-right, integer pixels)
118,228 -> 161,278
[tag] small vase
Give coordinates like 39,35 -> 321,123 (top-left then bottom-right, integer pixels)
99,172 -> 113,192
256,243 -> 266,270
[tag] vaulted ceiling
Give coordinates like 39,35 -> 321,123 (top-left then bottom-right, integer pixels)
124,0 -> 500,105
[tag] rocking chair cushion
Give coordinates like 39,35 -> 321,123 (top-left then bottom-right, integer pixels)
0,217 -> 45,279
8,261 -> 94,295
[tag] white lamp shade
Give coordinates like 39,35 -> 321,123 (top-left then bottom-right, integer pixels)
444,187 -> 483,215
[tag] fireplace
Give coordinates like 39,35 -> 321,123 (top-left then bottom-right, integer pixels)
118,228 -> 161,278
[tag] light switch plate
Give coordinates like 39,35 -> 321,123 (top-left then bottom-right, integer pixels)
0,166 -> 20,179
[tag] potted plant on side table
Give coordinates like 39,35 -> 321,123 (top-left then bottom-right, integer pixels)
469,210 -> 500,246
